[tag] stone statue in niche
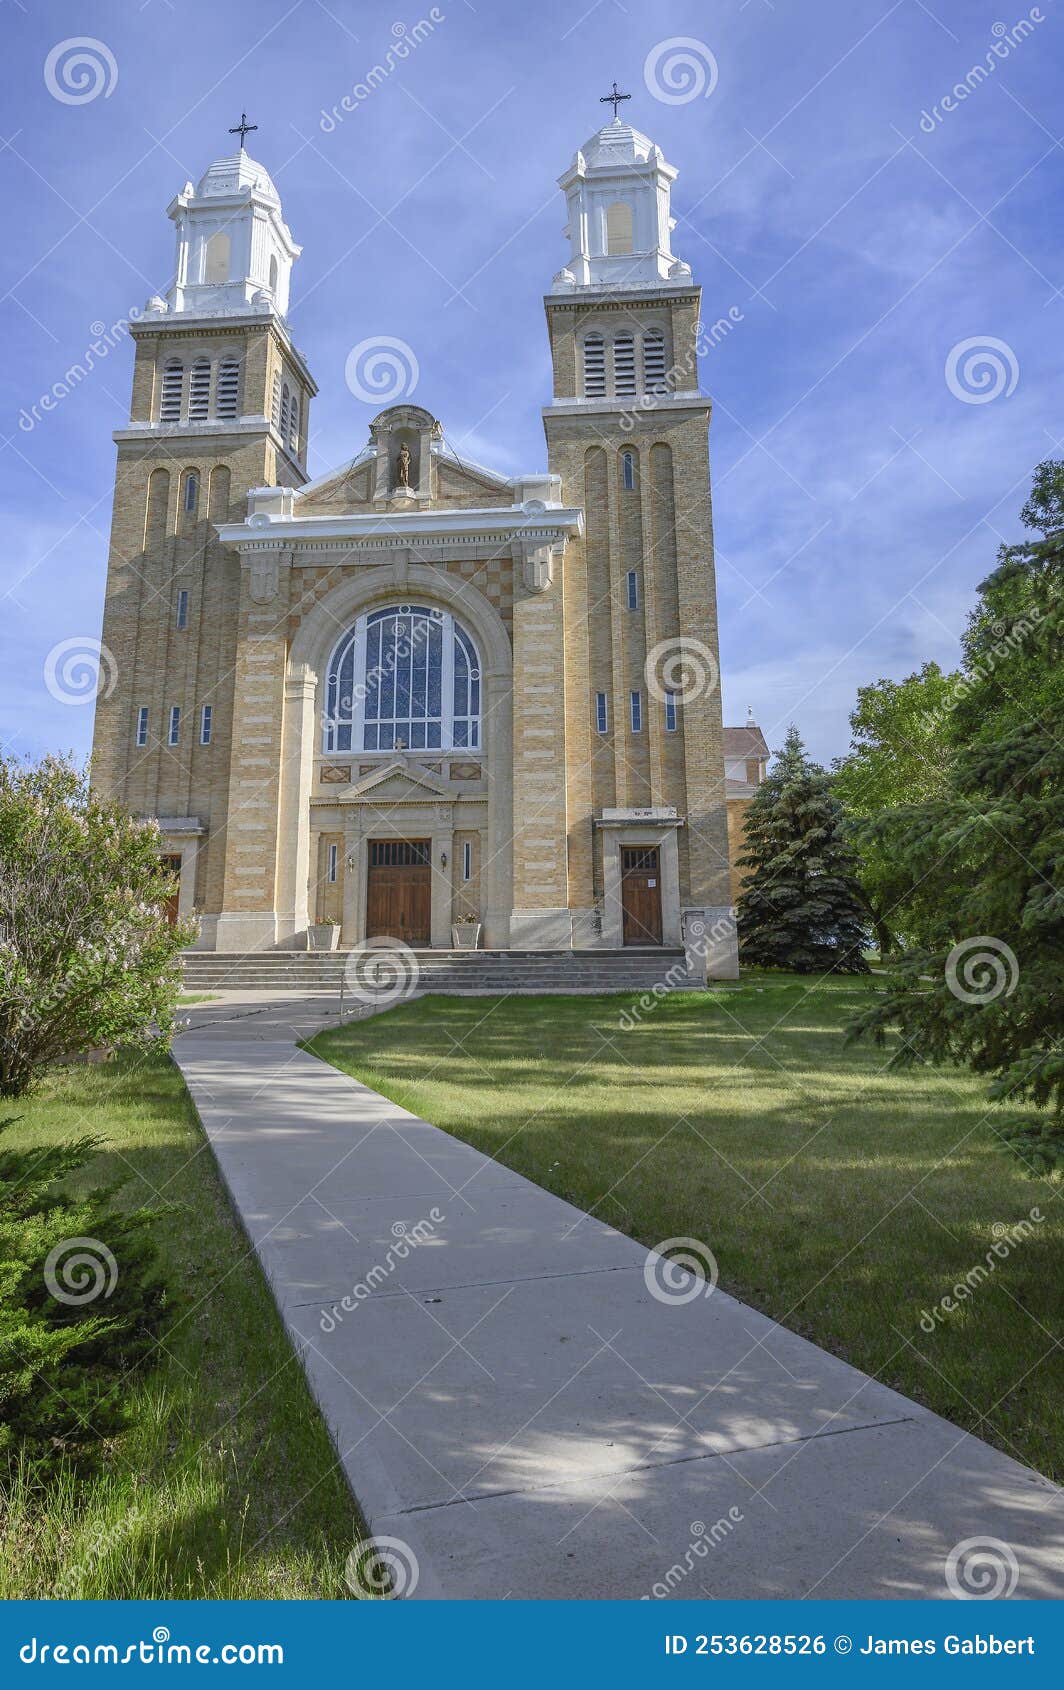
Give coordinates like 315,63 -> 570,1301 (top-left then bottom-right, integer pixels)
395,441 -> 412,489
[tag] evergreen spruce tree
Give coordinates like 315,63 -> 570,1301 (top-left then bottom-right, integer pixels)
736,726 -> 870,973
851,460 -> 1063,1169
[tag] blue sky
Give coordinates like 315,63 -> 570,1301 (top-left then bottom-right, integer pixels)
2,0 -> 1061,767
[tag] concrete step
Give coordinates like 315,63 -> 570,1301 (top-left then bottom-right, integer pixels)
182,948 -> 694,994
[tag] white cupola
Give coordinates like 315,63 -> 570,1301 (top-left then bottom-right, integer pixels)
552,116 -> 692,292
156,137 -> 301,318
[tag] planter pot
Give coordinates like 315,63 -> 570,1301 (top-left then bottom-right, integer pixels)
309,923 -> 341,952
451,924 -> 481,950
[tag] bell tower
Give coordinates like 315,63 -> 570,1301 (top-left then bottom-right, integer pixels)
91,129 -> 317,943
531,103 -> 737,977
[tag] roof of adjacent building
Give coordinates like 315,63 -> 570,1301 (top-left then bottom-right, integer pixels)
723,723 -> 770,760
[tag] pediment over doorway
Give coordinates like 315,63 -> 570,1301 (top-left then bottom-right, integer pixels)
340,758 -> 456,803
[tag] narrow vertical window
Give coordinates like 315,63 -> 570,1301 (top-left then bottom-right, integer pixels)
462,840 -> 472,881
621,450 -> 635,490
288,392 -> 299,450
582,334 -> 606,399
176,589 -> 189,629
626,570 -> 639,610
630,690 -> 642,732
279,383 -> 291,441
136,706 -> 149,747
168,705 -> 181,746
272,371 -> 281,427
200,704 -> 212,745
665,690 -> 678,733
595,692 -> 608,735
183,470 -> 199,513
605,200 -> 634,256
160,359 -> 183,423
205,230 -> 231,284
327,843 -> 338,883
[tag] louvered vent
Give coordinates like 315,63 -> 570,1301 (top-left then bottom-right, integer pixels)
188,359 -> 211,421
583,335 -> 606,398
160,360 -> 183,422
216,358 -> 240,418
644,333 -> 668,393
614,335 -> 636,396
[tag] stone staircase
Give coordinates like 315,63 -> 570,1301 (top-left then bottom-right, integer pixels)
182,947 -> 695,995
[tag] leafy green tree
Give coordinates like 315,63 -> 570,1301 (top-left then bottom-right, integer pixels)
736,726 -> 870,974
832,663 -> 959,955
0,755 -> 192,1097
851,461 -> 1063,1169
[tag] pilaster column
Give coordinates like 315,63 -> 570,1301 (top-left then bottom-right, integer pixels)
508,543 -> 572,948
214,544 -> 293,952
276,660 -> 317,945
342,811 -> 365,945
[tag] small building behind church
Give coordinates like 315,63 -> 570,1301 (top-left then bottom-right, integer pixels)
90,110 -> 743,979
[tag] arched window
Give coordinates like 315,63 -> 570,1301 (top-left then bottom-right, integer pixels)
643,331 -> 667,393
613,334 -> 636,396
323,605 -> 482,754
160,359 -> 183,422
182,470 -> 199,514
216,357 -> 240,418
621,449 -> 636,490
288,391 -> 299,450
188,358 -> 210,420
205,230 -> 231,284
582,333 -> 605,398
279,382 -> 291,441
606,201 -> 633,255
271,371 -> 281,427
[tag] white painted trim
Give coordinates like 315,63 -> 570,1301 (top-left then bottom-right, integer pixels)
216,504 -> 583,548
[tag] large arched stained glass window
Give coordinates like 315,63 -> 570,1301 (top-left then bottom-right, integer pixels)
323,605 -> 481,754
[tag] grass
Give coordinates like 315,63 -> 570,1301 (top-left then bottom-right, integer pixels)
0,1053 -> 363,1598
177,992 -> 220,1005
309,974 -> 1064,1482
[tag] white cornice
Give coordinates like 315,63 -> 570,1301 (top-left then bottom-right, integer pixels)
215,503 -> 584,551
543,394 -> 709,419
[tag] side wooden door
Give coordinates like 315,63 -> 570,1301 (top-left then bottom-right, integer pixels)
620,846 -> 663,946
160,854 -> 183,928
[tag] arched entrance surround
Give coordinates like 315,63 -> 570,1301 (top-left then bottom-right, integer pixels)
277,561 -> 514,947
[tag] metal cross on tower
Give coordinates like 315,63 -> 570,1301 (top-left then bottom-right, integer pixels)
228,111 -> 258,148
599,81 -> 631,120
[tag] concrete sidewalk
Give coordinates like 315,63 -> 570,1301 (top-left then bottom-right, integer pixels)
173,1003 -> 1064,1601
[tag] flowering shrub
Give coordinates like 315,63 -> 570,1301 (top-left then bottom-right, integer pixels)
0,755 -> 192,1097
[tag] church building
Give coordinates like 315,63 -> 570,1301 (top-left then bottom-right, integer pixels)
90,106 -> 739,979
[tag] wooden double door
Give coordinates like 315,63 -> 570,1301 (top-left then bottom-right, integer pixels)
620,846 -> 663,947
365,839 -> 431,945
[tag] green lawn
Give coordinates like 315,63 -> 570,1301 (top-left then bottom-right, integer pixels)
309,976 -> 1064,1482
0,1054 -> 363,1598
